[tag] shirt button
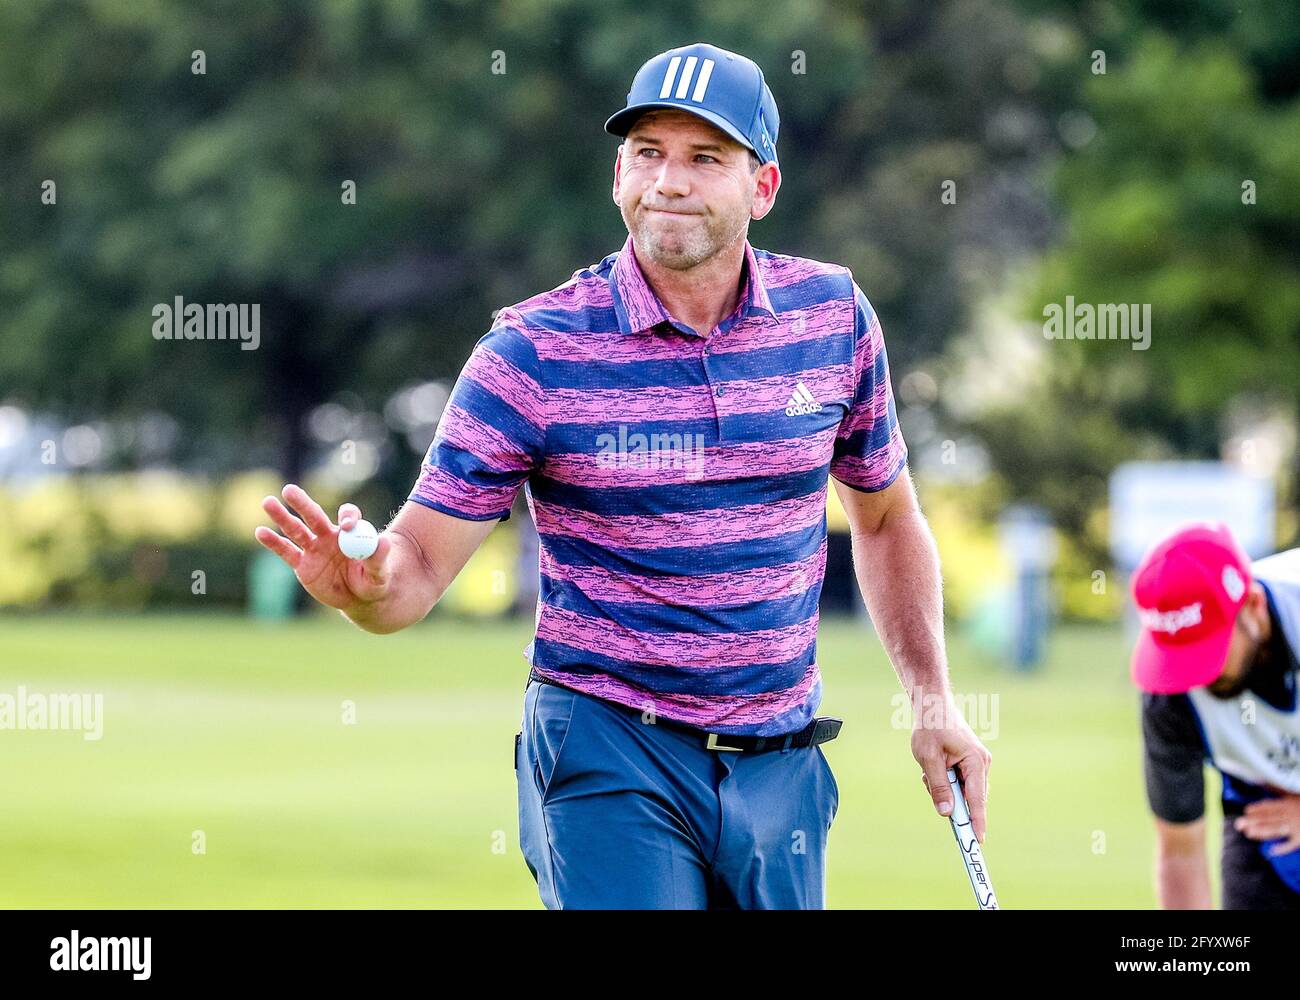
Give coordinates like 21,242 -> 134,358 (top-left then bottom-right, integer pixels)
715,386 -> 726,397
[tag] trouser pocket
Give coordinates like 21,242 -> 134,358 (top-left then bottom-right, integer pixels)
528,681 -> 580,803
814,743 -> 840,822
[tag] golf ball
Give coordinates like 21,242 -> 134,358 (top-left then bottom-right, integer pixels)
337,519 -> 379,560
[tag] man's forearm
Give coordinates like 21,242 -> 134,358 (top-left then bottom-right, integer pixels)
342,527 -> 444,635
1153,819 -> 1212,908
1157,851 -> 1213,909
848,504 -> 950,701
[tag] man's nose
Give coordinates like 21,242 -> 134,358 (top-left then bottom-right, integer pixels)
653,159 -> 692,196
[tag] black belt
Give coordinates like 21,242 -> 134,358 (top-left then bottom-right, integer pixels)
527,669 -> 842,754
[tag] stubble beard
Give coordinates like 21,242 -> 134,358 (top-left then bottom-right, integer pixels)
1208,673 -> 1250,700
1208,641 -> 1262,700
622,195 -> 751,272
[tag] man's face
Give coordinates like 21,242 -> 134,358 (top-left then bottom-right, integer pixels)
1205,587 -> 1268,699
612,109 -> 779,271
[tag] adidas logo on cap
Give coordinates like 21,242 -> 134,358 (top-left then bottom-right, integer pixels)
785,381 -> 822,416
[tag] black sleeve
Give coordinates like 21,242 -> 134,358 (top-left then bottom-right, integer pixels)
1140,692 -> 1207,823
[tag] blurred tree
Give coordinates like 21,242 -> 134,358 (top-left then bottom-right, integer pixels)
969,1 -> 1300,556
0,0 -> 1048,494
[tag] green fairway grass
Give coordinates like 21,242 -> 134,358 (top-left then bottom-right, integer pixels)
0,612 -> 1222,908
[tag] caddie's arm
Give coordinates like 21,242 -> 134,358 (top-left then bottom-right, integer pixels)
1154,817 -> 1213,909
1139,690 -> 1211,908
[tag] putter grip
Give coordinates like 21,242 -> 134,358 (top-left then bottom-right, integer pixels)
947,767 -> 999,910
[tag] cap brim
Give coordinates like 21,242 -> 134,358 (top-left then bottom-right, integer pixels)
604,102 -> 760,158
1130,621 -> 1233,694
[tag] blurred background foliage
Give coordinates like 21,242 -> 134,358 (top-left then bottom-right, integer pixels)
0,0 -> 1296,621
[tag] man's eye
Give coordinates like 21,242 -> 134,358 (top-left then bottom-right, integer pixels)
634,149 -> 716,163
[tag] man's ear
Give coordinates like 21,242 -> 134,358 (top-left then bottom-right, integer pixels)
612,144 -> 624,205
1244,583 -> 1269,636
750,162 -> 781,221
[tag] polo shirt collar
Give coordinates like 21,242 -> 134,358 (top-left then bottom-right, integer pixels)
610,233 -> 778,336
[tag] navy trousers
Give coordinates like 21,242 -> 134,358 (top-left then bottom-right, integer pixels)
515,677 -> 840,909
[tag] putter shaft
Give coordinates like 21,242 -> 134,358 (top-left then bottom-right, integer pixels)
947,766 -> 998,909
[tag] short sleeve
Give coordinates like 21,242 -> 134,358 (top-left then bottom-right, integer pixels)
1140,692 -> 1207,824
829,281 -> 908,492
408,309 -> 546,521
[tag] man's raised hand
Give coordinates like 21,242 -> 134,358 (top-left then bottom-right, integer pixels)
254,484 -> 393,611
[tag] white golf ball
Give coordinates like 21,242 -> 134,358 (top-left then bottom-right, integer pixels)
337,519 -> 379,560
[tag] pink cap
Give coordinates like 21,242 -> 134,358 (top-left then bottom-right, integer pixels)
1130,522 -> 1252,694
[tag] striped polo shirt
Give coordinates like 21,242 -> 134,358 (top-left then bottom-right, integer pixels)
409,233 -> 907,735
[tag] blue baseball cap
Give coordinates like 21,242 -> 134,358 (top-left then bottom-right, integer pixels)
604,43 -> 780,166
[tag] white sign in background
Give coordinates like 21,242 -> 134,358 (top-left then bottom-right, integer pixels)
1109,461 -> 1276,568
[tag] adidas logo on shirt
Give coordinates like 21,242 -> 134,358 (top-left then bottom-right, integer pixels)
785,381 -> 823,416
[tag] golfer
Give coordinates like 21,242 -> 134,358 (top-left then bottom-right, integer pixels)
1132,522 -> 1300,909
255,41 -> 990,909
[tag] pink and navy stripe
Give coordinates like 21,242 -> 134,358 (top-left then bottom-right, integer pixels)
410,233 -> 907,735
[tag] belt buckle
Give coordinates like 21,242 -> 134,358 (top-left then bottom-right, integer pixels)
705,732 -> 744,752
